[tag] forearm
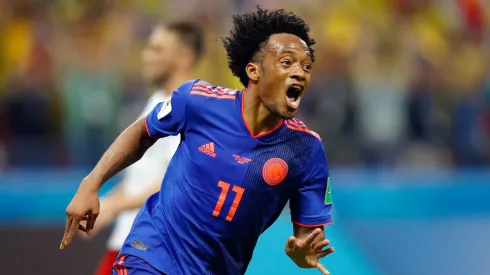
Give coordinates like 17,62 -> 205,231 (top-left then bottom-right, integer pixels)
82,117 -> 156,191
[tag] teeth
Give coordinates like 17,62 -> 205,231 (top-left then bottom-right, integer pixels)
291,85 -> 303,92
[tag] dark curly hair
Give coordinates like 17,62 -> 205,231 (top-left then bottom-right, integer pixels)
222,7 -> 316,87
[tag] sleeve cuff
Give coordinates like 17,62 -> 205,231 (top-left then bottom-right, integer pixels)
291,220 -> 333,228
291,214 -> 332,228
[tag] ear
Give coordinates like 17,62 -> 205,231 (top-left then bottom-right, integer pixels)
245,62 -> 261,82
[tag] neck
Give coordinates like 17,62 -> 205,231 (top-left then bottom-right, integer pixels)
242,86 -> 283,137
161,72 -> 191,95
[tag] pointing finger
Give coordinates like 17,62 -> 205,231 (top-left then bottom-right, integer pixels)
60,216 -> 73,249
63,215 -> 83,248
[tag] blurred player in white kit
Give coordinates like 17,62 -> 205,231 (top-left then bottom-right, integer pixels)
80,21 -> 204,275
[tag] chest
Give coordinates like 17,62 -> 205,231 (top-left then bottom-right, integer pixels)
182,124 -> 309,196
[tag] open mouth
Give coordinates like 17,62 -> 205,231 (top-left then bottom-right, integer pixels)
286,85 -> 303,110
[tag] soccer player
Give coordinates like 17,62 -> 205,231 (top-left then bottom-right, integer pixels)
61,7 -> 335,275
80,22 -> 204,275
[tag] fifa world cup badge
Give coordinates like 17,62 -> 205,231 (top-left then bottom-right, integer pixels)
325,177 -> 332,205
158,98 -> 172,119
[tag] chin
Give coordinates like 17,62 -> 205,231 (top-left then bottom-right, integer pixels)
277,109 -> 297,119
266,102 -> 296,119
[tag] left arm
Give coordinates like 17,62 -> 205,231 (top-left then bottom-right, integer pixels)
286,140 -> 334,274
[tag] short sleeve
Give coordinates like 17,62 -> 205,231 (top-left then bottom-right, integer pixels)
289,140 -> 333,227
145,79 -> 197,138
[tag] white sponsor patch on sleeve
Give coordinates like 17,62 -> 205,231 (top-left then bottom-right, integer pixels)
157,98 -> 172,120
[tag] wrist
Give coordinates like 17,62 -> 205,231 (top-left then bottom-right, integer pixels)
79,176 -> 102,193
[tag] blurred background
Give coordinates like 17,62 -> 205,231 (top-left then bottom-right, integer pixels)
0,0 -> 489,274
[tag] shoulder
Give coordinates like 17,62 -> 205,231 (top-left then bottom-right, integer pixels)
171,79 -> 201,96
188,79 -> 239,100
284,118 -> 322,141
284,119 -> 328,178
173,78 -> 239,100
282,118 -> 325,164
280,118 -> 328,181
183,79 -> 239,116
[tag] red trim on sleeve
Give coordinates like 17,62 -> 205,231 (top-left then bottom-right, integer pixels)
292,220 -> 333,228
144,115 -> 151,137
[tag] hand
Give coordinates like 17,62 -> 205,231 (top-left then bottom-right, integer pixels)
78,199 -> 118,239
60,181 -> 100,249
285,228 -> 334,275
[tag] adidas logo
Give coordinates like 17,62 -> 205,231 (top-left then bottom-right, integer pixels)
199,142 -> 216,158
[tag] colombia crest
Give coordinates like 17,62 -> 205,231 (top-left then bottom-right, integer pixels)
262,158 -> 288,186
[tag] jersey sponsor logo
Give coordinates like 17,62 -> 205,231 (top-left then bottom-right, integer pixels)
233,154 -> 252,164
325,177 -> 332,205
198,142 -> 216,158
157,98 -> 172,119
130,240 -> 148,251
262,158 -> 288,186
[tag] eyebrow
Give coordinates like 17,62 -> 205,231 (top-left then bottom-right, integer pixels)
279,49 -> 312,58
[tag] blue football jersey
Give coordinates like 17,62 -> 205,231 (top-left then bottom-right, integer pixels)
119,79 -> 333,275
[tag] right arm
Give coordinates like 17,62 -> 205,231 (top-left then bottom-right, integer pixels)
60,79 -> 196,250
60,117 -> 155,249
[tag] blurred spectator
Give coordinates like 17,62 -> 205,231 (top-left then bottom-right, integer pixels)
351,23 -> 413,166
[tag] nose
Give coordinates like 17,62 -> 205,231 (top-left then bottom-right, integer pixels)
290,64 -> 306,82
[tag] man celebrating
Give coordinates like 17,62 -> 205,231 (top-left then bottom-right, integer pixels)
62,8 -> 334,275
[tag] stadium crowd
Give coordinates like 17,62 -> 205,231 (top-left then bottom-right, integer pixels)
0,0 -> 489,168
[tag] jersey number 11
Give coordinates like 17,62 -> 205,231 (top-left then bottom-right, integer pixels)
212,181 -> 244,222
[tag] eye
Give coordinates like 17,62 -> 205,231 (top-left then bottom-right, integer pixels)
303,64 -> 312,71
281,59 -> 292,66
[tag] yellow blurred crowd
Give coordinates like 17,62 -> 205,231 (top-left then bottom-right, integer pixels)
0,0 -> 489,167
